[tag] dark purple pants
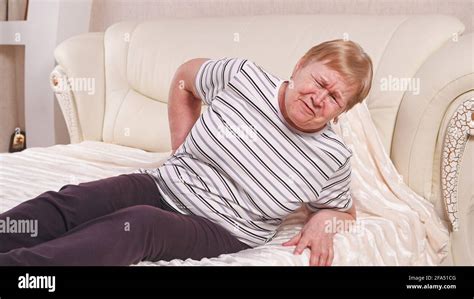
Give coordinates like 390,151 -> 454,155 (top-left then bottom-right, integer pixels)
0,173 -> 250,266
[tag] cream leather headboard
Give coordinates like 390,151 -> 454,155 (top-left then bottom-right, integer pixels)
65,15 -> 465,152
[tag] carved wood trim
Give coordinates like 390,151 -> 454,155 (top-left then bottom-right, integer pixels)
441,98 -> 473,231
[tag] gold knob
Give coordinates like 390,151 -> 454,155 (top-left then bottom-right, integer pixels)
52,76 -> 59,86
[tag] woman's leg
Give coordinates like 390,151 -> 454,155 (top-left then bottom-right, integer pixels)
0,173 -> 163,253
0,205 -> 250,266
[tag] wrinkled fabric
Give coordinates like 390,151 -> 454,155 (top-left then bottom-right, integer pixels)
0,102 -> 449,265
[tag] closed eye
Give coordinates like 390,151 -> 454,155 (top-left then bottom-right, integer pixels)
313,76 -> 342,107
316,80 -> 338,104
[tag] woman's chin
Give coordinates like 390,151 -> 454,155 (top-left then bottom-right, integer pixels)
289,113 -> 326,132
289,116 -> 312,131
290,112 -> 312,126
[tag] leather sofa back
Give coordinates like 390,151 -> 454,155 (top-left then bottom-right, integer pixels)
65,15 -> 466,152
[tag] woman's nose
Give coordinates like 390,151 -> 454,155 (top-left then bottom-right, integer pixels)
312,89 -> 329,106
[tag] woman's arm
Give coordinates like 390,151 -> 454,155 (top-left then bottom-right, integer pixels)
168,58 -> 209,154
344,201 -> 357,220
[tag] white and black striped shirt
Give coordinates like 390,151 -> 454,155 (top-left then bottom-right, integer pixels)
139,58 -> 352,247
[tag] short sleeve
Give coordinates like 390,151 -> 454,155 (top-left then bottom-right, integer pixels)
307,158 -> 352,212
195,57 -> 247,105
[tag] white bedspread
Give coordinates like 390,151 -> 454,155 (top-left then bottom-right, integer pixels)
0,103 -> 449,266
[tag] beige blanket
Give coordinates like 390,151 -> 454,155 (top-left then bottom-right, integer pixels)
329,102 -> 449,265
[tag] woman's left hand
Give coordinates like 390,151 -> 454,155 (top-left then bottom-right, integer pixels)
282,210 -> 339,266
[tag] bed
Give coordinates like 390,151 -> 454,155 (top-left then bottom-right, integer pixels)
0,104 -> 451,266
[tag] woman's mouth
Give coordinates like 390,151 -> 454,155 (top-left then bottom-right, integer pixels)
299,100 -> 315,116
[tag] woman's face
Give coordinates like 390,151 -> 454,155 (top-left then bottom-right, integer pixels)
279,60 -> 354,133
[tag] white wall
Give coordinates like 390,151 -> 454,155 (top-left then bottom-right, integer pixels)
90,0 -> 473,33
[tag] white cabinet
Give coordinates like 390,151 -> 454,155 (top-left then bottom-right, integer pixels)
0,0 -> 92,148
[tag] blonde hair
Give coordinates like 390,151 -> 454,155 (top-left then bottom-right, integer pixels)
299,39 -> 373,111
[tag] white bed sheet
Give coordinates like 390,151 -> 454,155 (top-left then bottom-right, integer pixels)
0,104 -> 449,266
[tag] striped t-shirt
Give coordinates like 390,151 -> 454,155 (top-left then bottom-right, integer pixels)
138,57 -> 353,247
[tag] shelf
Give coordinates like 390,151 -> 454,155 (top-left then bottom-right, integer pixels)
0,0 -> 92,148
0,20 -> 27,44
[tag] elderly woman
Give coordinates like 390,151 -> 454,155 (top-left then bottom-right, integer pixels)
0,39 -> 372,266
